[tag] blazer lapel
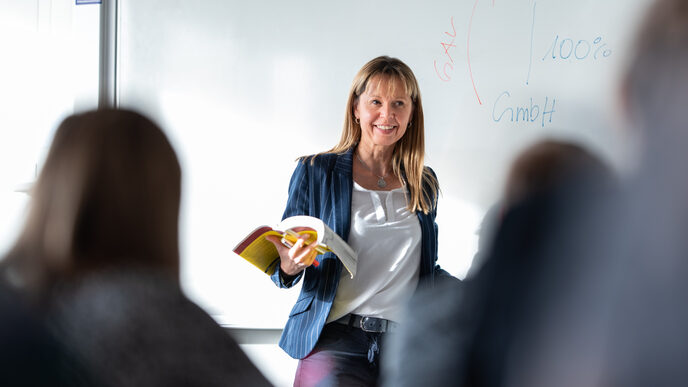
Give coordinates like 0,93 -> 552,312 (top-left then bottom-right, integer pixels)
331,148 -> 354,242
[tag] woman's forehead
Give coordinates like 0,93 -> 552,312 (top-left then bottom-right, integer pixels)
364,75 -> 412,98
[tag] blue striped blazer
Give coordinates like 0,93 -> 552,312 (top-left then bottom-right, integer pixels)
270,148 -> 455,359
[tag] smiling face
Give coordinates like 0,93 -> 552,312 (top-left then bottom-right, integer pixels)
354,75 -> 414,151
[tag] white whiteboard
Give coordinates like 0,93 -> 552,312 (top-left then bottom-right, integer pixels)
117,0 -> 651,326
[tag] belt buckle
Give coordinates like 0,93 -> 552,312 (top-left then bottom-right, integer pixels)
359,316 -> 382,332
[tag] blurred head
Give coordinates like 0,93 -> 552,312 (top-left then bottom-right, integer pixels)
3,109 -> 181,295
623,0 -> 688,165
504,139 -> 613,208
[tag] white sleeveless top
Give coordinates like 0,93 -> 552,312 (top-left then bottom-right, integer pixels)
326,181 -> 421,324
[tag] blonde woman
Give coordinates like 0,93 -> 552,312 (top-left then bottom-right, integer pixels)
266,56 -> 458,386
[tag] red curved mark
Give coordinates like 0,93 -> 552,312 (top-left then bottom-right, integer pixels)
467,0 -> 483,105
434,60 -> 454,82
445,16 -> 457,38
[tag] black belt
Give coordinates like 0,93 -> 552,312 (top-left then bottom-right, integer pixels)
335,314 -> 399,333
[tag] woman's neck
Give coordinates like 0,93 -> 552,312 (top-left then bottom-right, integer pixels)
356,144 -> 394,177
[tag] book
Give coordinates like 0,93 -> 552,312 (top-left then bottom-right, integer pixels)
233,215 -> 358,278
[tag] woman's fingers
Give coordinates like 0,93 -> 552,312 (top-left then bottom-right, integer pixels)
267,233 -> 318,276
296,239 -> 318,266
304,249 -> 318,266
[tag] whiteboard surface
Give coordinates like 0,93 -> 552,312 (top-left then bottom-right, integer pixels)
118,0 -> 651,326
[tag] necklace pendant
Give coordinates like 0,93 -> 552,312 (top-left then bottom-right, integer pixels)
377,177 -> 387,188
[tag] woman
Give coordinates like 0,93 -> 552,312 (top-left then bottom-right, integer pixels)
266,56 -> 457,386
0,109 -> 271,387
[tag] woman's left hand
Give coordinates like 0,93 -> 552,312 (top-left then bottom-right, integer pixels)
265,234 -> 318,276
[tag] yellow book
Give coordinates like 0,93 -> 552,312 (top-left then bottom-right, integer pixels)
232,215 -> 357,278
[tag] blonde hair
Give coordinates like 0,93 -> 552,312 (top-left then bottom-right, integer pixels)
312,55 -> 439,214
2,109 -> 181,298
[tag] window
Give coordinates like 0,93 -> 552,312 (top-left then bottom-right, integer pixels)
0,0 -> 100,255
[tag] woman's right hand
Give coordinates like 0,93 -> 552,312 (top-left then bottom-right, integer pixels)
265,234 -> 318,276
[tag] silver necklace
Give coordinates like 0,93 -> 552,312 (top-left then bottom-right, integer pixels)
356,153 -> 389,188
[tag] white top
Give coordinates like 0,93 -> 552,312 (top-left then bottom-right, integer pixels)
326,181 -> 422,324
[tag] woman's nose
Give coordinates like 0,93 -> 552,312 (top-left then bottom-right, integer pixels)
380,105 -> 394,119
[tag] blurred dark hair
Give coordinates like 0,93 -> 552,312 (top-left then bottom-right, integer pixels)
1,109 -> 181,299
504,139 -> 612,207
623,0 -> 688,154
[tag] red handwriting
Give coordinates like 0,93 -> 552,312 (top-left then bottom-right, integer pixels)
434,16 -> 457,82
467,0 -> 483,105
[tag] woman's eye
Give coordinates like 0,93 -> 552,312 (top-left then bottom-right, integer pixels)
371,100 -> 381,105
394,101 -> 405,107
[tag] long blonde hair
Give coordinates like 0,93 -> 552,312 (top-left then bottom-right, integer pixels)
313,55 -> 439,214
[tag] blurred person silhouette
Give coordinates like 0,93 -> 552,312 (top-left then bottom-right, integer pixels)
387,0 -> 688,385
0,109 -> 271,387
505,0 -> 688,385
382,139 -> 615,387
0,281 -> 96,386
